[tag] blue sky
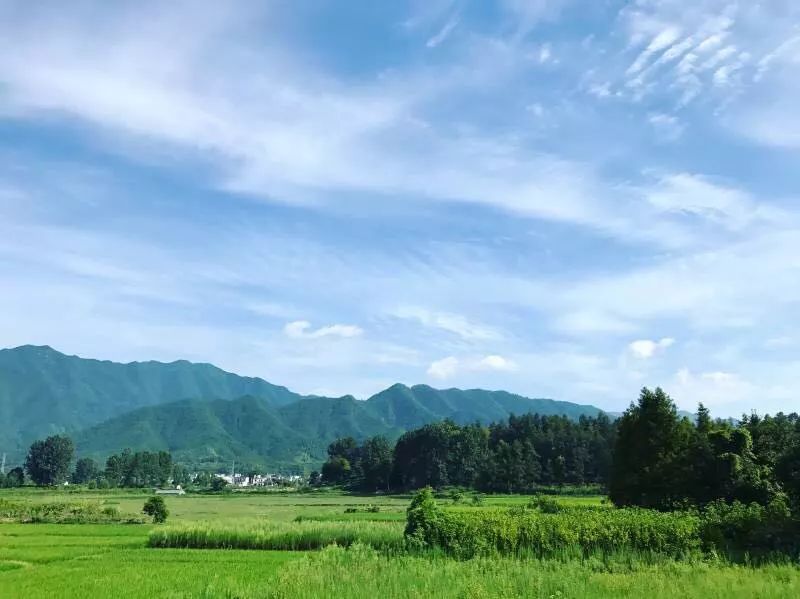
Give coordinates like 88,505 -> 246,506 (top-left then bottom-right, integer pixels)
1,0 -> 799,416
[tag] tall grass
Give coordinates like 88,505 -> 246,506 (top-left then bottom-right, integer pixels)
147,519 -> 405,551
238,543 -> 800,599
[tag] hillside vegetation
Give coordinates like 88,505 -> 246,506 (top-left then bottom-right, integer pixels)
0,345 -> 603,466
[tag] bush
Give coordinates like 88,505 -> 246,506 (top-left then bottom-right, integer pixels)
527,495 -> 562,514
699,498 -> 799,557
403,493 -> 800,561
0,499 -> 138,524
143,496 -> 169,524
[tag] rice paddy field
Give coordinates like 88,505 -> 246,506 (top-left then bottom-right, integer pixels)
1,488 -> 798,598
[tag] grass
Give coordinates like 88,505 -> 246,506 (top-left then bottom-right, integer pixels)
0,524 -> 298,598
260,543 -> 800,599
1,488 -> 798,598
148,519 -> 405,551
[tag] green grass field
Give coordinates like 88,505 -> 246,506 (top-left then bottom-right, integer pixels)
1,489 -> 798,598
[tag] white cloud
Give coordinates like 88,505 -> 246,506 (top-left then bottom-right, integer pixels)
648,112 -> 684,142
538,43 -> 552,64
629,337 -> 675,359
283,320 -> 363,340
427,356 -> 460,379
477,354 -> 517,372
642,173 -> 775,231
426,14 -> 459,48
427,354 -> 517,380
391,306 -> 501,341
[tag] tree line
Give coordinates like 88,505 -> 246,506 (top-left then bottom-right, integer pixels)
320,412 -> 616,493
320,388 -> 800,513
0,437 -> 191,489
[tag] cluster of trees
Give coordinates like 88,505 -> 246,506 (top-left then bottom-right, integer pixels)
321,387 -> 799,515
320,413 -> 617,493
103,449 -> 175,487
1,435 -> 191,488
320,436 -> 394,491
610,388 -> 800,511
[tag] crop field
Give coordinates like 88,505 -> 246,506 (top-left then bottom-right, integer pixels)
1,489 -> 798,598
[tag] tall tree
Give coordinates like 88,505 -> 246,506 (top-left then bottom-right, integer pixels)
360,436 -> 393,491
72,457 -> 99,484
5,466 -> 24,487
25,435 -> 74,486
609,387 -> 690,509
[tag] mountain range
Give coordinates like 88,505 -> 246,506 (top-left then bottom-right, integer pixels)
0,345 -> 606,470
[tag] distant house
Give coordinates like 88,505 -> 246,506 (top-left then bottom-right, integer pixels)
155,488 -> 185,496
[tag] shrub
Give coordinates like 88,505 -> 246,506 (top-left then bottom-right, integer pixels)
403,494 -> 800,561
0,499 -> 138,524
528,495 -> 562,514
143,496 -> 169,524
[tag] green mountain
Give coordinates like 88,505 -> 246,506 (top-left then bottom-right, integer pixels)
0,345 -> 304,457
1,344 -> 607,469
74,385 -> 604,470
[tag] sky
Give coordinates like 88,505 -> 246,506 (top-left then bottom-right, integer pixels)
1,0 -> 799,416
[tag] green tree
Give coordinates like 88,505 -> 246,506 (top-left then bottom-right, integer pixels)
5,466 -> 24,487
72,457 -> 99,484
609,388 -> 690,509
360,436 -> 393,491
171,464 -> 191,487
142,496 -> 169,523
210,476 -> 228,492
776,443 -> 800,511
321,456 -> 351,484
193,471 -> 212,488
25,435 -> 74,486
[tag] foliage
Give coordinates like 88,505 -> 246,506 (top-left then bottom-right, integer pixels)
210,476 -> 229,492
610,389 -> 793,511
105,448 -> 173,487
72,456 -> 100,484
143,496 -> 169,523
25,434 -> 74,486
0,498 -> 139,523
3,466 -> 25,487
403,492 -> 800,561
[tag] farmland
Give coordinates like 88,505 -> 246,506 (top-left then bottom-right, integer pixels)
1,488 -> 798,598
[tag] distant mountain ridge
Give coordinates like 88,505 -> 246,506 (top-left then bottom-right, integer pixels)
0,345 -> 304,454
0,345 -> 606,467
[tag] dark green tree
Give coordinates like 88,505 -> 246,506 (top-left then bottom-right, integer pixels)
6,466 -> 25,487
142,496 -> 169,523
210,476 -> 228,492
25,435 -> 74,486
360,436 -> 394,491
609,388 -> 690,509
72,457 -> 99,484
321,456 -> 351,484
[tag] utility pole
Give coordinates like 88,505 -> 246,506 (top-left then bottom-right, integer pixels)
0,453 -> 5,475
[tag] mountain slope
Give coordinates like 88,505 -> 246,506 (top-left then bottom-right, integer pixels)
2,344 -> 609,468
0,345 -> 304,454
366,384 -> 603,428
73,385 -> 605,470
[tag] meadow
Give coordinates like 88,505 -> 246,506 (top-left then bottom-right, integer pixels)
0,488 -> 798,598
